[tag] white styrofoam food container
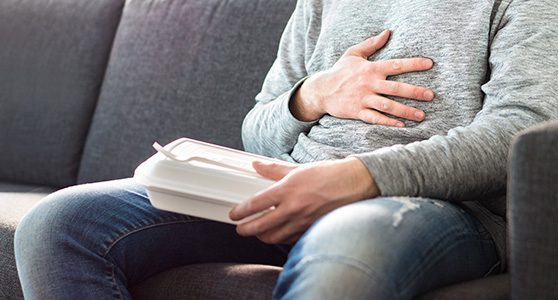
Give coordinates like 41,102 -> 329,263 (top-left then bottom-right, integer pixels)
134,138 -> 280,224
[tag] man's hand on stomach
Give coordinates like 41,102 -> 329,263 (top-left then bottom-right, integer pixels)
290,29 -> 435,127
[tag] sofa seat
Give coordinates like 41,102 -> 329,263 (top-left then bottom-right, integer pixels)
131,263 -> 283,300
0,182 -> 57,300
1,184 -> 510,300
132,263 -> 509,300
1,182 -> 509,300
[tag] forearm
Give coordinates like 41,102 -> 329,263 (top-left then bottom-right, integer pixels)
354,112 -> 542,201
242,78 -> 316,158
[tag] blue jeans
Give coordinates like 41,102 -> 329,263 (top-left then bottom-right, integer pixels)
15,179 -> 499,299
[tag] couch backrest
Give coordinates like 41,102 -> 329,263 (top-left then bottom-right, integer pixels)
77,0 -> 297,183
0,0 -> 124,187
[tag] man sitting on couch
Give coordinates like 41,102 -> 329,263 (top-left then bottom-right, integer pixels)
14,0 -> 557,299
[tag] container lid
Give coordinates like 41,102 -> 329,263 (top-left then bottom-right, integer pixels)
134,138 -> 279,206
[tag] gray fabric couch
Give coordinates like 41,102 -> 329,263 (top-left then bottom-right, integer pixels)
0,0 -> 555,299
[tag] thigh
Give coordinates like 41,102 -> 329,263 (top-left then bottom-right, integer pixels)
17,178 -> 288,287
275,197 -> 500,299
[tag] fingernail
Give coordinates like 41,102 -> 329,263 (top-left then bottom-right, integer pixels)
396,123 -> 405,128
424,90 -> 434,100
253,161 -> 269,168
415,111 -> 425,120
426,59 -> 434,68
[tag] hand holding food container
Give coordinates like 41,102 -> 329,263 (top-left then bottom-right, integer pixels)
134,138 -> 284,224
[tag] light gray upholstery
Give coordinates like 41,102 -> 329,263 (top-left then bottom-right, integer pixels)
77,0 -> 298,183
509,120 -> 558,300
0,182 -> 56,300
0,0 -> 124,187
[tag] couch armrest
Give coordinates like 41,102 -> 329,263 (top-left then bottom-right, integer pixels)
508,120 -> 558,300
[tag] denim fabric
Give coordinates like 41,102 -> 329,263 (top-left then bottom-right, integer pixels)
0,182 -> 56,300
274,198 -> 500,299
15,179 -> 499,299
14,179 -> 288,299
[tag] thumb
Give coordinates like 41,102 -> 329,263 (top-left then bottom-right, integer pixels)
252,161 -> 297,181
344,29 -> 391,59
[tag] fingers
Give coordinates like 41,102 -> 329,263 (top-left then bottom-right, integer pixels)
372,80 -> 434,102
229,186 -> 281,221
357,109 -> 405,127
236,199 -> 306,244
231,162 -> 299,221
284,233 -> 303,245
252,161 -> 297,181
344,30 -> 391,59
363,96 -> 425,123
236,207 -> 288,237
372,57 -> 434,76
257,223 -> 305,245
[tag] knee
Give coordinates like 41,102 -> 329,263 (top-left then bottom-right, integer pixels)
292,197 -> 450,257
275,199 -> 404,299
15,185 -> 94,261
15,179 -> 148,263
275,198 -> 450,299
274,255 -> 399,300
292,199 -> 399,256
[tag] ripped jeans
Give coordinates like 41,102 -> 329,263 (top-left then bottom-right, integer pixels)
14,179 -> 500,300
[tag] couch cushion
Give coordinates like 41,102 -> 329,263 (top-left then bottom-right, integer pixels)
0,0 -> 124,187
77,0 -> 297,183
509,121 -> 558,300
132,263 -> 282,300
0,182 -> 56,300
418,274 -> 510,300
0,177 -> 509,300
132,263 -> 509,300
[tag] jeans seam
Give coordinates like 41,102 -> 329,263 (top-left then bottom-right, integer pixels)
107,263 -> 124,300
101,219 -> 208,258
292,254 -> 401,299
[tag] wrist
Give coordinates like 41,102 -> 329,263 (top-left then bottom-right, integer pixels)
289,76 -> 324,122
343,157 -> 380,199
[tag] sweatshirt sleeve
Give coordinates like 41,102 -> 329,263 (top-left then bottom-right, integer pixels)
241,0 -> 318,159
353,1 -> 558,201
